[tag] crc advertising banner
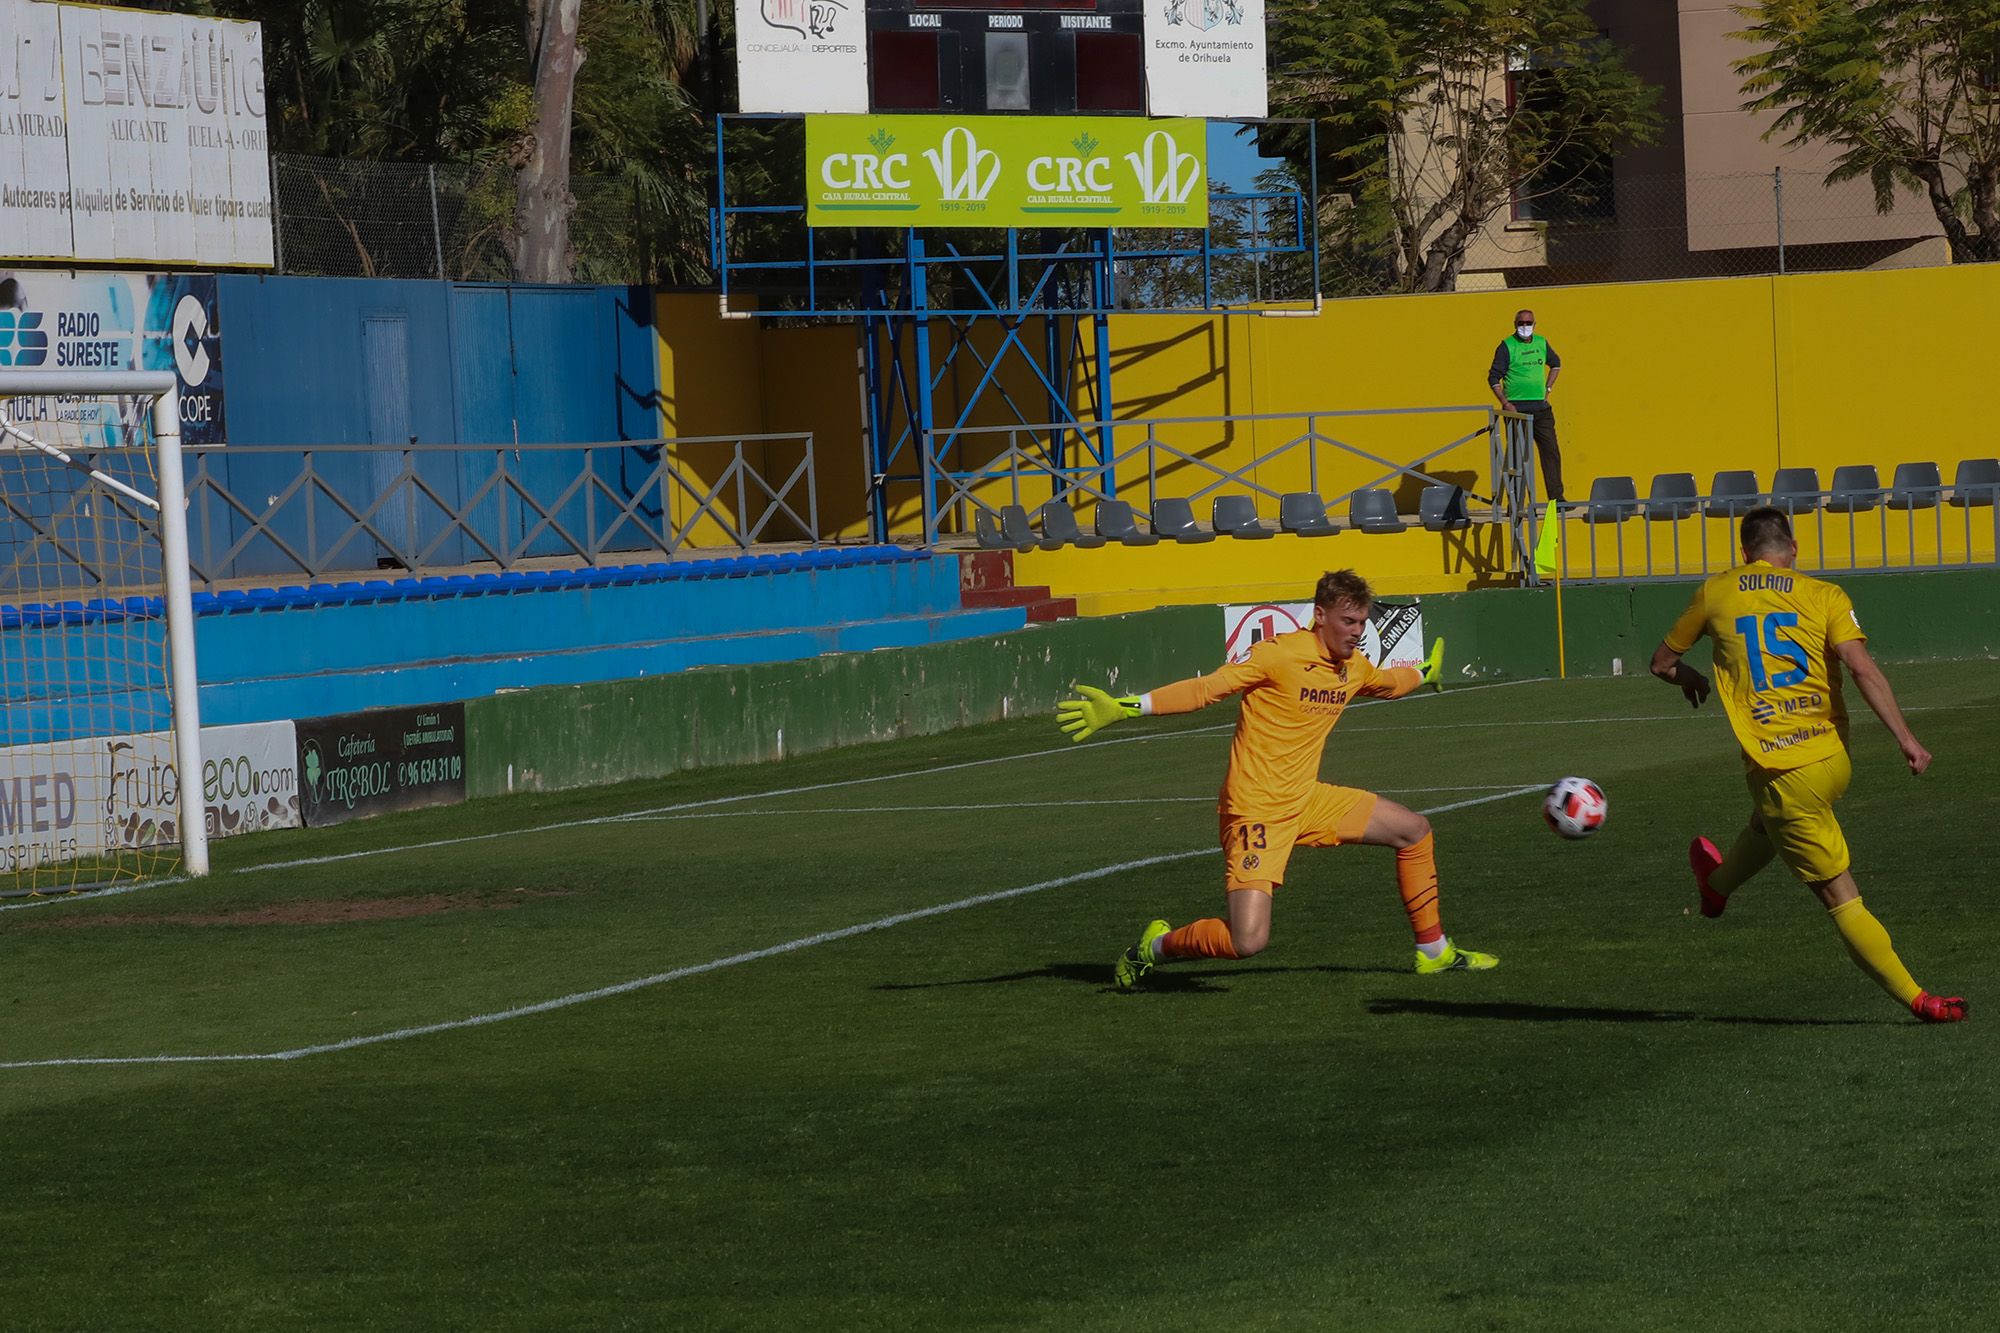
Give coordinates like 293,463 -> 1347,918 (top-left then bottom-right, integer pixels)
807,115 -> 1207,228
0,269 -> 226,444
296,703 -> 466,829
1144,0 -> 1269,118
734,0 -> 867,113
1222,601 -> 1427,670
0,0 -> 273,266
0,721 -> 298,873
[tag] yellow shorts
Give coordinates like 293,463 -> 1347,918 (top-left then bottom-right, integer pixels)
1746,750 -> 1852,884
1219,784 -> 1378,892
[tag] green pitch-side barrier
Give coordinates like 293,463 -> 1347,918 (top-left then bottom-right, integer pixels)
464,605 -> 1223,798
1423,568 -> 2000,683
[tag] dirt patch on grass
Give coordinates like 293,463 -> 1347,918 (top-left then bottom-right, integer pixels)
19,888 -> 575,930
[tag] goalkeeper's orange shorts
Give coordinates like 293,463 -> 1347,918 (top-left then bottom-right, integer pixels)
1219,784 -> 1378,892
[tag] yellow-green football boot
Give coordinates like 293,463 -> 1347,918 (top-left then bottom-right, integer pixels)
1413,938 -> 1498,975
1113,919 -> 1172,991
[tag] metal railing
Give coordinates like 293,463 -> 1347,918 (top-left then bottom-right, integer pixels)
917,407 -> 1512,545
2,435 -> 822,593
1524,484 -> 2000,585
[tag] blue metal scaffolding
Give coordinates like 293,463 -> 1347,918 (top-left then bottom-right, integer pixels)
708,114 -> 1319,541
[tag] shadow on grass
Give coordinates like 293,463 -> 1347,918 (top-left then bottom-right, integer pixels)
876,961 -> 1407,993
1367,997 -> 1888,1027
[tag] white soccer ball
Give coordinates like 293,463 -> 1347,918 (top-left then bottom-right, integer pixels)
1543,776 -> 1608,840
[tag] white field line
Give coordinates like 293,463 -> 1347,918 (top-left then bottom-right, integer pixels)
612,787 -> 1542,823
0,785 -> 1546,1070
1340,699 -> 1995,734
0,677 -> 1557,914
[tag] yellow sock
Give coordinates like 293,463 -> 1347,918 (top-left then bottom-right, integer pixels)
1710,824 -> 1775,897
1828,897 -> 1923,1006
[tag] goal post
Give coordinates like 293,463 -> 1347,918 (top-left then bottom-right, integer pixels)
0,369 -> 208,891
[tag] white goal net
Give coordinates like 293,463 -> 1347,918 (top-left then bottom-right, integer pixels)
0,370 -> 207,895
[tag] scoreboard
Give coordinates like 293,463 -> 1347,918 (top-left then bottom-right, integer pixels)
864,0 -> 1147,115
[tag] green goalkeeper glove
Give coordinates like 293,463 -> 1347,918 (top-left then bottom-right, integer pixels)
1057,685 -> 1143,742
1420,637 -> 1446,693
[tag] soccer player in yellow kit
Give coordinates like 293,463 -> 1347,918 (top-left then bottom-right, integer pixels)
1650,506 -> 1966,1022
1057,570 -> 1497,989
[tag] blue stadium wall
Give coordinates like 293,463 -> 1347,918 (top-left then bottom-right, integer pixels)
203,277 -> 662,577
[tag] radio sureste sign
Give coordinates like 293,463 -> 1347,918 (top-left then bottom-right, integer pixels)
0,0 -> 273,267
806,115 -> 1207,229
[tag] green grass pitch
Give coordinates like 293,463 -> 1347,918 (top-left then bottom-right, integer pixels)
4,664 -> 1998,1328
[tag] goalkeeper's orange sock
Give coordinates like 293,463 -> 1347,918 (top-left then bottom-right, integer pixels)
1397,833 -> 1445,950
1828,897 -> 1923,1007
1156,917 -> 1239,960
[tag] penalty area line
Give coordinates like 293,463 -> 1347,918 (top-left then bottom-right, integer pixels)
0,784 -> 1545,1071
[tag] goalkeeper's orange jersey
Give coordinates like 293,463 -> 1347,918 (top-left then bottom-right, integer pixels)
1664,559 -> 1867,771
1149,628 -> 1422,815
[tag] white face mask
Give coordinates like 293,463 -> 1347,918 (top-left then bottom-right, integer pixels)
1515,323 -> 1535,339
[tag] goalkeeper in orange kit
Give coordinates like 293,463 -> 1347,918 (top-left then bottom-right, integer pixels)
1058,570 -> 1498,989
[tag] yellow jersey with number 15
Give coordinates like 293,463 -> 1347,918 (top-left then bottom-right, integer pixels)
1664,560 -> 1867,771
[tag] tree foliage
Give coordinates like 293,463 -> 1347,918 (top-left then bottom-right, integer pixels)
1270,0 -> 1660,292
1734,1 -> 2000,263
174,0 -> 718,282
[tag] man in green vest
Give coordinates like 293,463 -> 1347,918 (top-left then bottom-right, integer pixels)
1488,308 -> 1565,502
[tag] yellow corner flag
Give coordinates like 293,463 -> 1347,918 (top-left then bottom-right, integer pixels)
1533,501 -> 1561,578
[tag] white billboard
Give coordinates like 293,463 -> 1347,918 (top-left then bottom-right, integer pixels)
733,0 -> 868,114
0,0 -> 272,267
1144,0 -> 1268,119
1222,601 -> 1427,670
0,720 -> 298,873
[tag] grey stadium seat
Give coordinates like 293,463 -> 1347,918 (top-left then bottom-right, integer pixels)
1824,464 -> 1883,513
1212,495 -> 1276,539
1278,491 -> 1339,536
1151,497 -> 1216,543
1348,488 -> 1409,534
998,503 -> 1056,551
1420,484 -> 1471,531
1582,476 -> 1639,524
1644,473 -> 1699,521
1949,458 -> 2000,507
1770,467 -> 1822,514
1887,462 -> 1942,511
1704,470 -> 1762,517
974,507 -> 1012,549
1094,499 -> 1159,546
1037,503 -> 1106,548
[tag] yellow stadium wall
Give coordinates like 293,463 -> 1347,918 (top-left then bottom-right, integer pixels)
656,265 -> 2000,593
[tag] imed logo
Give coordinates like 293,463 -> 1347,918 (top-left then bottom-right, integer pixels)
1124,131 -> 1202,205
924,127 -> 1001,202
0,310 -> 50,367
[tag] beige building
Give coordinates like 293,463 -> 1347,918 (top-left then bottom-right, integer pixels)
1466,0 -> 1948,287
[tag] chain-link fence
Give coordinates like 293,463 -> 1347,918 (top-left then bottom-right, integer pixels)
272,154 -> 660,284
269,153 -> 1981,297
1316,168 -> 1972,300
